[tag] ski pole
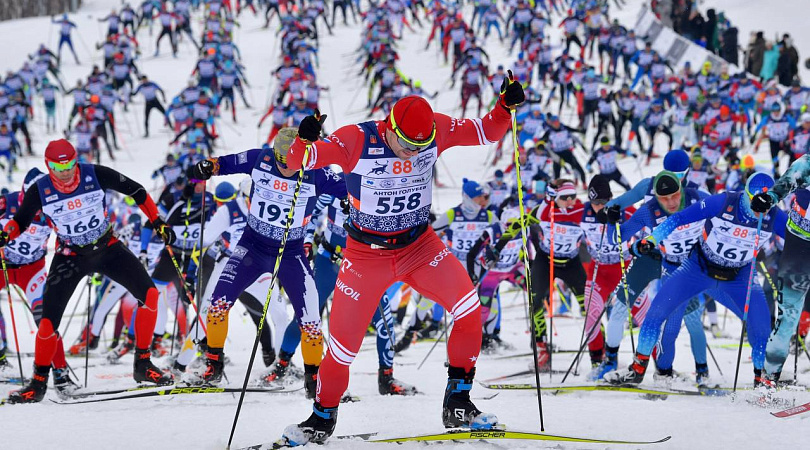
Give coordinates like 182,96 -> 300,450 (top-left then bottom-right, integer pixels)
562,227 -> 605,383
1,250 -> 25,385
615,223 -> 635,354
227,139 -> 313,448
705,340 -> 724,377
510,96 -> 545,431
85,276 -> 92,387
733,214 -> 763,393
163,245 -> 208,334
548,190 -> 556,381
194,182 -> 208,344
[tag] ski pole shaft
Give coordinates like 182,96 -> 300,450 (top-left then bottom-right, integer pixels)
227,144 -> 311,448
85,276 -> 91,387
164,245 -> 207,334
564,227 -> 605,382
733,215 -> 763,393
510,106 -> 544,431
1,251 -> 25,385
615,223 -> 635,353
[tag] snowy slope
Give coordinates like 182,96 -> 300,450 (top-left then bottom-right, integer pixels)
0,0 -> 807,449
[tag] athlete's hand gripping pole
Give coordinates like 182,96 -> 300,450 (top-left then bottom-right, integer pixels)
508,70 -> 544,430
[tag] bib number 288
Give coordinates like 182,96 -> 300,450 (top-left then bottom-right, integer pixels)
375,193 -> 421,214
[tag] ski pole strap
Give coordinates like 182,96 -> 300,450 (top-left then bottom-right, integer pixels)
343,221 -> 428,250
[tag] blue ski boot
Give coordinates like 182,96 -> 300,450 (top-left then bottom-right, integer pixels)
442,366 -> 498,429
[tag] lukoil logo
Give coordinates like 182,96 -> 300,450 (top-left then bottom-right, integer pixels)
429,248 -> 451,267
336,279 -> 360,300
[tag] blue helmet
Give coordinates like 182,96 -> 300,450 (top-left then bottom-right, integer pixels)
663,150 -> 690,173
214,182 -> 237,202
494,169 -> 504,179
745,172 -> 774,198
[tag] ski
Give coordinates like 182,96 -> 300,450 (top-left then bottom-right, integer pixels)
484,369 -> 567,382
771,401 -> 810,418
371,429 -> 672,445
50,385 -> 300,405
235,432 -> 379,449
478,382 -> 725,397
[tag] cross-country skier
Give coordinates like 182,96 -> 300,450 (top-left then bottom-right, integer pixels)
0,139 -> 175,403
277,78 -> 524,445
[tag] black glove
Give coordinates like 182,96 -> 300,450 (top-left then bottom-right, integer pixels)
749,136 -> 756,145
483,246 -> 500,267
340,197 -> 350,215
605,205 -> 622,224
750,192 -> 774,213
499,70 -> 526,109
595,209 -> 608,224
298,109 -> 326,142
188,159 -> 215,180
181,278 -> 195,303
138,250 -> 149,269
0,231 -> 8,248
632,239 -> 656,256
152,218 -> 176,246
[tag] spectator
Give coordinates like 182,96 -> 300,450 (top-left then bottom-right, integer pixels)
720,26 -> 739,65
746,31 -> 766,75
781,34 -> 800,81
778,45 -> 795,86
703,8 -> 718,52
761,42 -> 781,81
685,9 -> 704,42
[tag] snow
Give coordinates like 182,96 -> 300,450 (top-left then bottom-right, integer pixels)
0,0 -> 808,449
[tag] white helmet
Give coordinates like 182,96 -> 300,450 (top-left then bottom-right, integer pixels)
802,112 -> 810,123
523,139 -> 535,150
500,208 -> 521,226
239,177 -> 252,198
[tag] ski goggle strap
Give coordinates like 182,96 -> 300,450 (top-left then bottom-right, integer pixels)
389,108 -> 436,152
47,159 -> 77,172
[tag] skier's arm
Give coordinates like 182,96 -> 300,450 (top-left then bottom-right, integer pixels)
649,193 -> 727,244
287,123 -> 365,172
94,165 -> 161,223
4,184 -> 43,238
202,204 -> 231,246
208,149 -> 262,176
434,104 -> 512,154
466,230 -> 492,277
769,154 -> 810,203
315,168 -> 348,198
607,206 -> 649,245
431,209 -> 453,233
606,177 -> 651,209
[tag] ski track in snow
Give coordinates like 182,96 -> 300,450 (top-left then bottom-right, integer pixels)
0,0 -> 807,448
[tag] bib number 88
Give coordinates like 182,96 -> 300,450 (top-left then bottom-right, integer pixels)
375,193 -> 421,214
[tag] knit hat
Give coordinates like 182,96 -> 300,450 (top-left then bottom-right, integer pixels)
654,171 -> 681,197
462,178 -> 486,199
214,182 -> 237,202
588,175 -> 612,201
387,96 -> 436,145
273,127 -> 298,168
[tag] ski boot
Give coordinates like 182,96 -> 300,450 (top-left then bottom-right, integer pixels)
378,366 -> 418,396
260,351 -> 295,386
7,366 -> 49,404
133,349 -> 173,385
304,364 -> 318,399
480,334 -> 497,354
753,368 -> 778,389
695,364 -> 719,388
652,367 -> 676,387
442,366 -> 498,429
0,349 -> 14,376
262,347 -> 276,367
588,346 -> 618,381
107,336 -> 134,363
281,402 -> 338,446
393,328 -> 417,353
171,361 -> 187,380
532,342 -> 551,372
150,334 -> 170,358
200,348 -> 225,385
69,332 -> 99,355
491,331 -> 514,351
418,321 -> 440,340
604,353 -> 649,385
53,367 -> 80,397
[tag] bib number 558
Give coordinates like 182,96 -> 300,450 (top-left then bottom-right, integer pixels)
375,193 -> 421,214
